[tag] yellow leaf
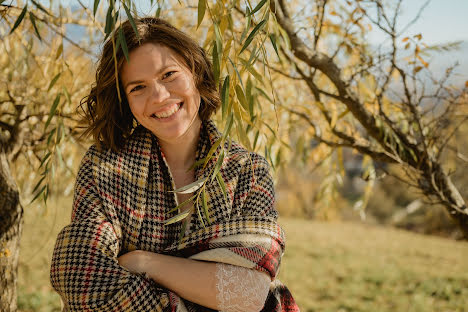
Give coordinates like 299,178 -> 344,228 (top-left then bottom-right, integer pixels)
465,81 -> 468,88
413,66 -> 423,74
414,33 -> 422,40
330,107 -> 338,128
402,37 -> 409,42
416,54 -> 429,68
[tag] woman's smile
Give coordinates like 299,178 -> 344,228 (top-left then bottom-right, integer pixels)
151,102 -> 182,119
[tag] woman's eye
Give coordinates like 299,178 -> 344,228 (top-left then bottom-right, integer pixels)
163,71 -> 176,79
130,85 -> 145,93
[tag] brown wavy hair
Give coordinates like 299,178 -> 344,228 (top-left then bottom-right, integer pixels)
79,17 -> 220,151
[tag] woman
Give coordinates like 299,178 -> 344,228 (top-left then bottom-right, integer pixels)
50,17 -> 298,312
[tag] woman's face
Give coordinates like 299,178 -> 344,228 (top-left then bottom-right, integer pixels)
121,43 -> 201,144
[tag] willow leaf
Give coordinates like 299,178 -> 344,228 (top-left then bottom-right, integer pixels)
196,198 -> 206,228
46,128 -> 56,146
119,27 -> 129,62
178,217 -> 189,242
172,177 -> 207,194
56,145 -> 65,169
45,94 -> 61,130
255,86 -> 273,103
168,194 -> 196,214
30,185 -> 46,204
246,79 -> 254,119
235,84 -> 248,110
211,149 -> 225,182
214,22 -> 223,53
10,5 -> 27,34
222,112 -> 234,139
32,176 -> 46,195
55,43 -> 63,59
240,19 -> 267,54
123,2 -> 139,38
62,86 -> 71,105
188,158 -> 205,171
29,12 -> 41,41
164,210 -> 191,225
104,6 -> 113,37
216,172 -> 227,201
240,7 -> 251,42
240,59 -> 264,83
248,0 -> 268,16
31,0 -> 51,17
39,152 -> 51,169
203,137 -> 222,169
269,34 -> 280,60
197,0 -> 206,28
212,43 -> 220,85
253,130 -> 260,149
93,0 -> 100,17
228,57 -> 244,89
202,189 -> 211,224
221,75 -> 230,120
47,73 -> 61,91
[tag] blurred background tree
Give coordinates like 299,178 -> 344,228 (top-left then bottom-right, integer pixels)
1,0 -> 467,310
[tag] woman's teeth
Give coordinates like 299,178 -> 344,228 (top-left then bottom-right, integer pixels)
152,103 -> 181,118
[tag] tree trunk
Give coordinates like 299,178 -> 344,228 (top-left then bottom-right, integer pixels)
428,163 -> 468,239
0,147 -> 22,312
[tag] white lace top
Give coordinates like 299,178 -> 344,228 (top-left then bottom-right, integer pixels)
215,263 -> 271,312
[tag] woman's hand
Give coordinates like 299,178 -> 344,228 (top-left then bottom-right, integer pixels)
117,250 -> 153,274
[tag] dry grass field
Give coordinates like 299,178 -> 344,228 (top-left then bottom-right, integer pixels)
17,196 -> 468,311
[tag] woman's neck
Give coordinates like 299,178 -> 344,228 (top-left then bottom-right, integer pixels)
158,121 -> 202,172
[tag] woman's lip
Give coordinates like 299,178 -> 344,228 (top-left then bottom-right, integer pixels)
151,102 -> 182,116
150,102 -> 184,120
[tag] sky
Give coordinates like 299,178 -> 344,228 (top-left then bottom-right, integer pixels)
376,0 -> 468,83
56,0 -> 468,45
45,0 -> 468,81
378,0 -> 468,45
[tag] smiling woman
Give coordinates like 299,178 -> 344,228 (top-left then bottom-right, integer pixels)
49,17 -> 299,312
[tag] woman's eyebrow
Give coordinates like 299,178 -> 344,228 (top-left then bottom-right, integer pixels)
124,65 -> 178,89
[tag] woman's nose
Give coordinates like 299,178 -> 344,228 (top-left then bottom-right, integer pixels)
150,81 -> 170,103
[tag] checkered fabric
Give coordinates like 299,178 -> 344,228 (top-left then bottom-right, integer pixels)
50,120 -> 299,312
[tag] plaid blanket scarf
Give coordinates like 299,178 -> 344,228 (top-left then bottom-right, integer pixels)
50,120 -> 299,311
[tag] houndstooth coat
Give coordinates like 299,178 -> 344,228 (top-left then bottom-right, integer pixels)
50,120 -> 299,311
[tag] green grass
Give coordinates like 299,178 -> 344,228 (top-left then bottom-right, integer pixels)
17,197 -> 468,311
277,219 -> 468,312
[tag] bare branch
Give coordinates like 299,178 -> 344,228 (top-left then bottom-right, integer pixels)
437,116 -> 468,160
398,0 -> 431,36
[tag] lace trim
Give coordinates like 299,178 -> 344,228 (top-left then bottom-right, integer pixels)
215,263 -> 270,312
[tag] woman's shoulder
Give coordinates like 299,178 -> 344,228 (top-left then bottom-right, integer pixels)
80,126 -> 152,165
222,140 -> 272,175
204,119 -> 271,173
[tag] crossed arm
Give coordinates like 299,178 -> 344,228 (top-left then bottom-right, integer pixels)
117,250 -> 271,312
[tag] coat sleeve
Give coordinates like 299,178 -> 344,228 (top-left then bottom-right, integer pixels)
50,149 -> 175,312
234,152 -> 278,220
